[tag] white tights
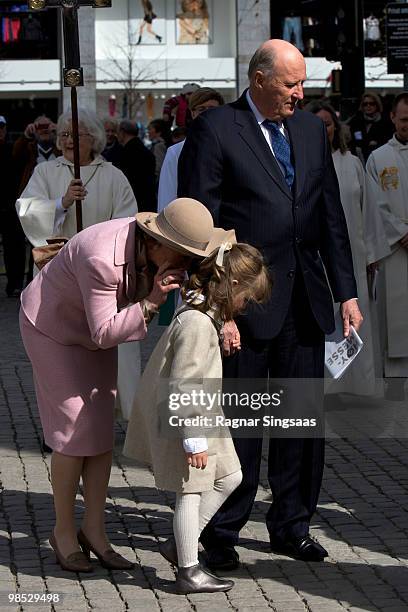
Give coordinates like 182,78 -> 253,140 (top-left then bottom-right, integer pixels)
173,469 -> 243,567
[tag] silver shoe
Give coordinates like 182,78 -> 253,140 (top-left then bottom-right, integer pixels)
175,563 -> 234,594
159,537 -> 178,566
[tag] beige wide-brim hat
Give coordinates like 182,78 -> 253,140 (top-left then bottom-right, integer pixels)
136,198 -> 236,258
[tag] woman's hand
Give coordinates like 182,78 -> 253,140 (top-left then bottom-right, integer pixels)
147,262 -> 185,308
187,451 -> 208,469
62,179 -> 87,210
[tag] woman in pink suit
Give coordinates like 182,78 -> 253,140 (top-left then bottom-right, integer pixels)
20,198 -> 227,573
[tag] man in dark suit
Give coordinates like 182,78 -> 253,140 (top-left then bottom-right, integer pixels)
178,40 -> 363,567
116,120 -> 157,212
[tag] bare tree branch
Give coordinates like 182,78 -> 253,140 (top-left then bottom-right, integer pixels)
100,28 -> 170,119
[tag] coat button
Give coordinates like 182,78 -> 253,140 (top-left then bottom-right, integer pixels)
287,270 -> 295,279
295,237 -> 302,245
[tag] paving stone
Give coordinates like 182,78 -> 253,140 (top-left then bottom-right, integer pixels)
1,276 -> 408,611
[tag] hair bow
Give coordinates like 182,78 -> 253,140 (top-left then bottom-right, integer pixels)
215,242 -> 233,267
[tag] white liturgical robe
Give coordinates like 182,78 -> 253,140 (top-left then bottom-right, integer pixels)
366,135 -> 408,376
326,150 -> 389,395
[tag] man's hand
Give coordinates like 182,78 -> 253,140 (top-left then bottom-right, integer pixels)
399,232 -> 408,249
340,299 -> 363,337
222,320 -> 241,357
24,123 -> 36,139
367,261 -> 380,273
187,451 -> 208,469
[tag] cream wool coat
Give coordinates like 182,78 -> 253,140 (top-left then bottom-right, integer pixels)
123,308 -> 241,493
15,155 -> 140,419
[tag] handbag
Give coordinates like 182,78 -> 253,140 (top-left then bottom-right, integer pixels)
32,237 -> 69,270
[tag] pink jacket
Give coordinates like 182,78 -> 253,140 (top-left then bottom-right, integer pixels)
21,218 -> 147,351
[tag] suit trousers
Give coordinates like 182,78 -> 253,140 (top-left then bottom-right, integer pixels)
200,274 -> 325,549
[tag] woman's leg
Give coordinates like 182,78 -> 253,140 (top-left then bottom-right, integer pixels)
199,470 -> 243,535
173,493 -> 201,567
80,450 -> 113,552
51,451 -> 84,557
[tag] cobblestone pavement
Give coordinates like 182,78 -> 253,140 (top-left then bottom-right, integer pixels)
1,275 -> 408,612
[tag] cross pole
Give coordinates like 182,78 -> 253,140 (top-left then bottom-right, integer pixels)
28,0 -> 112,232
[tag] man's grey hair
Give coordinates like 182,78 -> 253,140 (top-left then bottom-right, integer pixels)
248,46 -> 277,81
56,108 -> 106,155
119,119 -> 139,137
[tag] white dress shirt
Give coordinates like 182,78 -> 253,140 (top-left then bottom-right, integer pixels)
157,140 -> 185,211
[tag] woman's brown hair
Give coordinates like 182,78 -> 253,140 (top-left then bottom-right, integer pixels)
181,243 -> 271,321
305,100 -> 348,154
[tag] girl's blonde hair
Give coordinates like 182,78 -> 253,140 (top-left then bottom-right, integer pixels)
181,243 -> 271,321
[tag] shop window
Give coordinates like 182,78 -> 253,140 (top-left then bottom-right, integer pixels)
270,1 -> 388,60
0,1 -> 58,60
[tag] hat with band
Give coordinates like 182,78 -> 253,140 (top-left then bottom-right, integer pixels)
136,198 -> 236,258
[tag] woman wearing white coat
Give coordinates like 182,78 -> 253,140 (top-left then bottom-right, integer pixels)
16,108 -> 140,420
307,102 -> 390,396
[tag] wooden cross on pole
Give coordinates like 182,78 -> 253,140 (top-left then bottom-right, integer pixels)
28,0 -> 112,232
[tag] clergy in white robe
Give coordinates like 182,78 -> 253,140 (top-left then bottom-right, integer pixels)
16,155 -> 136,245
16,108 -> 140,420
309,102 -> 390,396
366,99 -> 408,377
330,149 -> 389,395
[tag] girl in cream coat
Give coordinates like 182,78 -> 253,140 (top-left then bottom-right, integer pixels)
124,243 -> 271,594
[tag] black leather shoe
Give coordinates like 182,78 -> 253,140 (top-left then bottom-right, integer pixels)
159,537 -> 178,566
205,546 -> 239,570
175,563 -> 234,594
270,535 -> 328,562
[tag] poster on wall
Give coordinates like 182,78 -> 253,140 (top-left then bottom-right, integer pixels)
130,0 -> 166,45
176,0 -> 211,44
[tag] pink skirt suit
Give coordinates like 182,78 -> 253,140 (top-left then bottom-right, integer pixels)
20,218 -> 147,456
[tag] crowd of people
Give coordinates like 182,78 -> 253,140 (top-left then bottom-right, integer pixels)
0,38 -> 407,595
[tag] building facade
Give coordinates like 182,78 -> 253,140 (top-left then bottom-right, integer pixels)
0,0 -> 405,131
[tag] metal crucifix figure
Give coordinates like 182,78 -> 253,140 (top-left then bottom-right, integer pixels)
28,0 -> 111,232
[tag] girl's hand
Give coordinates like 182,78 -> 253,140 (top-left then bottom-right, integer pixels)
147,262 -> 185,308
187,451 -> 208,469
62,179 -> 87,209
222,320 -> 241,356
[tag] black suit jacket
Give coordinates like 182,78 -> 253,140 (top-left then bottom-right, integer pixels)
117,137 -> 157,213
178,91 -> 357,340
